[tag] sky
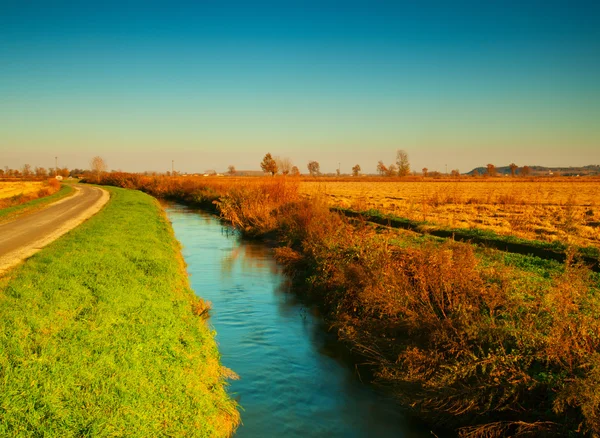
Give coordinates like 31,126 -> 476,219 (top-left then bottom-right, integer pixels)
1,0 -> 599,174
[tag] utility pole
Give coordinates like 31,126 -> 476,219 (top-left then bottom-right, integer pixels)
55,156 -> 58,176
445,164 -> 448,175
172,160 -> 174,176
338,162 -> 341,176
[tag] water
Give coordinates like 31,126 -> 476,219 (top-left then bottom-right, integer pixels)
164,203 -> 427,438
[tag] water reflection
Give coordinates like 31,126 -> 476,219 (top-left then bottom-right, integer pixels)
164,203 -> 428,438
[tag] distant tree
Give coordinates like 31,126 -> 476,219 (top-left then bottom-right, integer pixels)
451,169 -> 460,178
58,167 -> 69,178
260,153 -> 278,176
386,164 -> 397,177
275,157 -> 292,175
472,169 -> 480,177
429,171 -> 442,178
290,166 -> 300,176
377,160 -> 388,176
227,165 -> 236,176
352,164 -> 361,177
90,156 -> 107,180
307,161 -> 320,177
22,164 -> 32,178
422,167 -> 428,177
13,170 -> 21,178
509,163 -> 518,177
486,164 -> 497,177
521,165 -> 531,177
396,149 -> 410,177
0,169 -> 4,177
35,167 -> 47,178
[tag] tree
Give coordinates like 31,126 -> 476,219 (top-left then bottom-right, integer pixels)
90,156 -> 107,180
22,164 -> 32,178
290,166 -> 300,176
472,169 -> 480,177
486,164 -> 497,177
522,165 -> 531,177
422,168 -> 428,177
35,167 -> 47,178
396,149 -> 410,177
352,164 -> 361,177
386,163 -> 397,177
260,153 -> 278,176
227,165 -> 236,176
451,169 -> 460,177
509,163 -> 518,177
307,161 -> 320,177
275,157 -> 292,175
59,167 -> 69,178
376,161 -> 388,176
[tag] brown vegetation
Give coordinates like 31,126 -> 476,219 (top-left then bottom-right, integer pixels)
88,172 -> 600,437
0,179 -> 61,210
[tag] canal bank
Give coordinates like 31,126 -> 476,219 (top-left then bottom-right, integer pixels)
164,202 -> 430,437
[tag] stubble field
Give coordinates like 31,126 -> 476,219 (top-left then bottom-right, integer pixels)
0,181 -> 45,199
300,179 -> 600,248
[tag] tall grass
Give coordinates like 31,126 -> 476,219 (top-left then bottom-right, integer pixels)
90,173 -> 600,436
0,187 -> 239,436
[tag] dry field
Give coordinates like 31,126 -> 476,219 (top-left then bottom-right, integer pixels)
0,181 -> 45,200
300,179 -> 600,247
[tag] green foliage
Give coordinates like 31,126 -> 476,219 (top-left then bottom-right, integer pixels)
0,187 -> 239,437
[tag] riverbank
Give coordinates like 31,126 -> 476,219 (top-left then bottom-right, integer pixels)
86,174 -> 600,437
0,186 -> 239,436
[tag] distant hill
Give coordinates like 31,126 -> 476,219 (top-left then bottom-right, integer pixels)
466,164 -> 600,176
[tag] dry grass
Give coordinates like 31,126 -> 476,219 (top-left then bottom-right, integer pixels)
300,179 -> 600,247
0,181 -> 45,200
0,179 -> 61,210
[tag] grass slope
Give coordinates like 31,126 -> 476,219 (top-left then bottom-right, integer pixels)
0,187 -> 238,437
0,184 -> 75,224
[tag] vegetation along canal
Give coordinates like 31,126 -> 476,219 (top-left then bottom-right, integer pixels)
164,203 -> 428,437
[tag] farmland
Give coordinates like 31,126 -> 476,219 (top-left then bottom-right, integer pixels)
300,179 -> 600,248
0,181 -> 46,200
0,179 -> 71,222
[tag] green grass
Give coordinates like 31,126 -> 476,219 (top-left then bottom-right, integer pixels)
0,184 -> 75,223
0,187 -> 239,437
335,207 -> 600,265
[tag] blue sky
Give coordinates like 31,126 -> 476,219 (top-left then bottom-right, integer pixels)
1,0 -> 599,173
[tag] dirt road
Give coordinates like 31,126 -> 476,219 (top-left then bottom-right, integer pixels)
0,184 -> 109,274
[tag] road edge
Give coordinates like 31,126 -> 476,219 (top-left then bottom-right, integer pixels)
0,186 -> 110,275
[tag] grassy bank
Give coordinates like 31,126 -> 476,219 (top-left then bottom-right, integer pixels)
88,173 -> 600,437
0,181 -> 73,223
0,186 -> 239,436
334,207 -> 600,270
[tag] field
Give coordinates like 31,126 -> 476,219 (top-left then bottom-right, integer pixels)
0,186 -> 239,436
0,179 -> 63,213
300,179 -> 600,248
0,181 -> 45,199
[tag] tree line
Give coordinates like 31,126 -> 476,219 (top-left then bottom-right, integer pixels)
256,149 -> 410,177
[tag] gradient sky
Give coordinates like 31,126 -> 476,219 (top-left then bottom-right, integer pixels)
1,0 -> 599,173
